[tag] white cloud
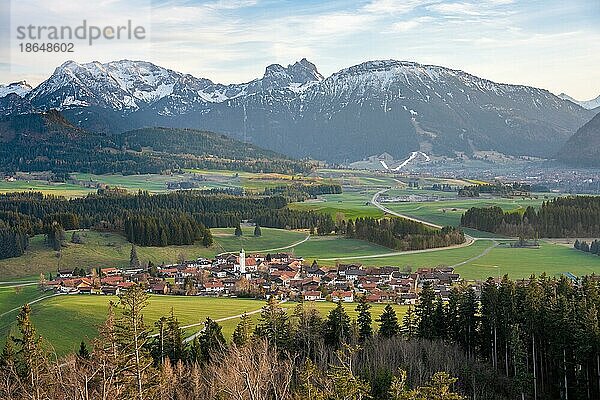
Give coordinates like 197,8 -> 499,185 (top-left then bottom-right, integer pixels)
363,0 -> 432,14
390,16 -> 434,32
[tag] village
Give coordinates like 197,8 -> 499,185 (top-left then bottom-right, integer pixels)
43,249 -> 468,304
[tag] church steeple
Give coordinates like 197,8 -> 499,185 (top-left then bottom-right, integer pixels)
239,248 -> 246,274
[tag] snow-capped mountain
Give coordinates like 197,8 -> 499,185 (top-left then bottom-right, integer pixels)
1,59 -> 594,162
0,81 -> 32,98
27,60 -> 189,111
559,93 -> 600,110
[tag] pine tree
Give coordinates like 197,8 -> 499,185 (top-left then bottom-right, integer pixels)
78,340 -> 90,359
116,284 -> 153,399
130,245 -> 140,269
416,282 -> 436,339
401,306 -> 418,339
198,317 -> 226,363
202,231 -> 213,247
254,297 -> 291,350
232,313 -> 253,347
324,302 -> 351,347
433,297 -> 447,340
12,304 -> 47,394
378,304 -> 400,339
292,302 -> 324,359
254,224 -> 262,237
356,296 -> 372,342
235,224 -> 243,237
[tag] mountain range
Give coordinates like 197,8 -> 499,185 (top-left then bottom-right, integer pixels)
0,59 -> 596,163
558,93 -> 600,111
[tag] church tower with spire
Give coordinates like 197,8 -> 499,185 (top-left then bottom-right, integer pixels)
239,248 -> 246,274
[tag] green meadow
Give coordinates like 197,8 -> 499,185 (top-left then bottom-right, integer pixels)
0,294 -> 407,356
0,227 -> 308,279
289,192 -> 385,219
383,193 -> 556,227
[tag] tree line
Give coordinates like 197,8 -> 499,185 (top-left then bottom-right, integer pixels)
0,221 -> 28,259
345,217 -> 465,251
262,183 -> 342,202
0,286 -> 514,400
575,239 -> 600,256
0,191 -> 333,256
461,196 -> 600,237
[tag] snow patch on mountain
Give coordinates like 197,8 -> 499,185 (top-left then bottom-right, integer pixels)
559,93 -> 600,110
0,81 -> 32,98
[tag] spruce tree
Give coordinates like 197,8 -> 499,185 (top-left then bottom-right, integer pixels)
232,313 -> 253,347
130,245 -> 140,269
356,296 -> 372,342
12,304 -> 46,392
116,285 -> 152,399
378,304 -> 400,338
235,224 -> 243,237
198,317 -> 226,363
401,306 -> 418,338
254,297 -> 290,350
78,341 -> 90,359
324,302 -> 351,347
416,282 -> 436,339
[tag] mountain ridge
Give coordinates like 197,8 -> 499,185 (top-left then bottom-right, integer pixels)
559,93 -> 600,110
557,111 -> 600,167
1,58 -> 594,162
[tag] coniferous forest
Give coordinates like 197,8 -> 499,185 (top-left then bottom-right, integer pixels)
3,274 -> 600,399
0,191 -> 335,259
461,196 -> 600,237
346,217 -> 465,251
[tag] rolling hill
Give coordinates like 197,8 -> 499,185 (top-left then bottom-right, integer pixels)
0,111 -> 310,175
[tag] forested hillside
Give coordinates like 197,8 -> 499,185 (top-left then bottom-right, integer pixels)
0,111 -> 312,176
558,111 -> 600,167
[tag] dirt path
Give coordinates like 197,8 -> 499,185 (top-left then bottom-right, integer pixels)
216,234 -> 310,256
0,293 -> 64,319
181,300 -> 287,343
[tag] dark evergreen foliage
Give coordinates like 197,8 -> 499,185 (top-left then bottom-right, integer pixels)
461,196 -> 600,237
0,191 -> 332,248
348,217 -> 464,251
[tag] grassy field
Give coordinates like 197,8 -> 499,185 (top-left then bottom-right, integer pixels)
0,294 -> 407,356
289,192 -> 385,220
456,241 -> 600,280
300,236 -> 600,280
290,236 -> 392,260
311,240 -> 492,268
0,284 -> 46,317
383,193 -> 555,227
0,227 -> 308,279
0,180 -> 95,197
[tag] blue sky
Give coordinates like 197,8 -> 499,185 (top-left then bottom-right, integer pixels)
1,0 -> 599,99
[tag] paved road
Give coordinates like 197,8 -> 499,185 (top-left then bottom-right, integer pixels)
371,188 -> 444,229
215,234 -> 310,257
181,300 -> 287,343
0,293 -> 64,319
449,241 -> 499,268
